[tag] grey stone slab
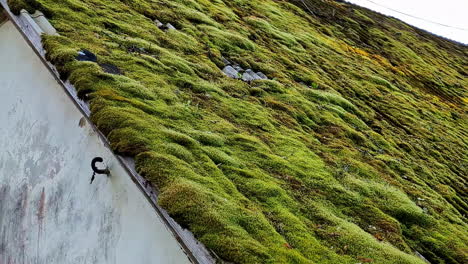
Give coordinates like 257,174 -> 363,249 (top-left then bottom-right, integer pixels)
223,65 -> 240,79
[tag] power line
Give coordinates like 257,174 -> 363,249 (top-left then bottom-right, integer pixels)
299,0 -> 316,17
356,0 -> 468,31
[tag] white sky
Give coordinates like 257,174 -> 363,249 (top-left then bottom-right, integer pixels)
345,0 -> 468,44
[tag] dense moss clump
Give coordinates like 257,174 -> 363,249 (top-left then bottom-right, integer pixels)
7,0 -> 467,263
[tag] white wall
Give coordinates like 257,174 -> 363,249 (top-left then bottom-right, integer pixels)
0,20 -> 192,264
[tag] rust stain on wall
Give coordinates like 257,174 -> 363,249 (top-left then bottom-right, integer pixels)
78,117 -> 86,128
37,188 -> 46,223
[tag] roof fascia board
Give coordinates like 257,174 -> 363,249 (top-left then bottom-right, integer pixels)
0,1 -> 215,263
19,9 -> 44,35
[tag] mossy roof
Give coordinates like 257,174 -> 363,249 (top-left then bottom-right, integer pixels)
7,0 -> 468,263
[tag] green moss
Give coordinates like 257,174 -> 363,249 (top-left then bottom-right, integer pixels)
369,75 -> 398,90
163,129 -> 199,147
16,0 -> 468,262
7,0 -> 40,15
303,89 -> 360,115
191,131 -> 225,147
201,25 -> 256,52
203,146 -> 240,167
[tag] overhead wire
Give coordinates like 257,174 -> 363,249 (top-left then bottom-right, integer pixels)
356,0 -> 468,31
299,0 -> 316,17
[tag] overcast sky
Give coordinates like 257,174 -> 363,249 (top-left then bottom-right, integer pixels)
345,0 -> 468,44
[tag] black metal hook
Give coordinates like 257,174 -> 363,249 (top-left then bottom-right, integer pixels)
91,157 -> 110,175
90,157 -> 110,184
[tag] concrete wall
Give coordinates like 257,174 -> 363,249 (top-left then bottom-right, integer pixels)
0,20 -> 192,264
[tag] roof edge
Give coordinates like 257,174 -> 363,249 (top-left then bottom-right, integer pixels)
0,1 -> 216,263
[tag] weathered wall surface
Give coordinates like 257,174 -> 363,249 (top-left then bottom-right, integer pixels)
0,20 -> 191,264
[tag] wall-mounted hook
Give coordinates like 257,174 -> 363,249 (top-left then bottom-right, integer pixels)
90,157 -> 110,184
